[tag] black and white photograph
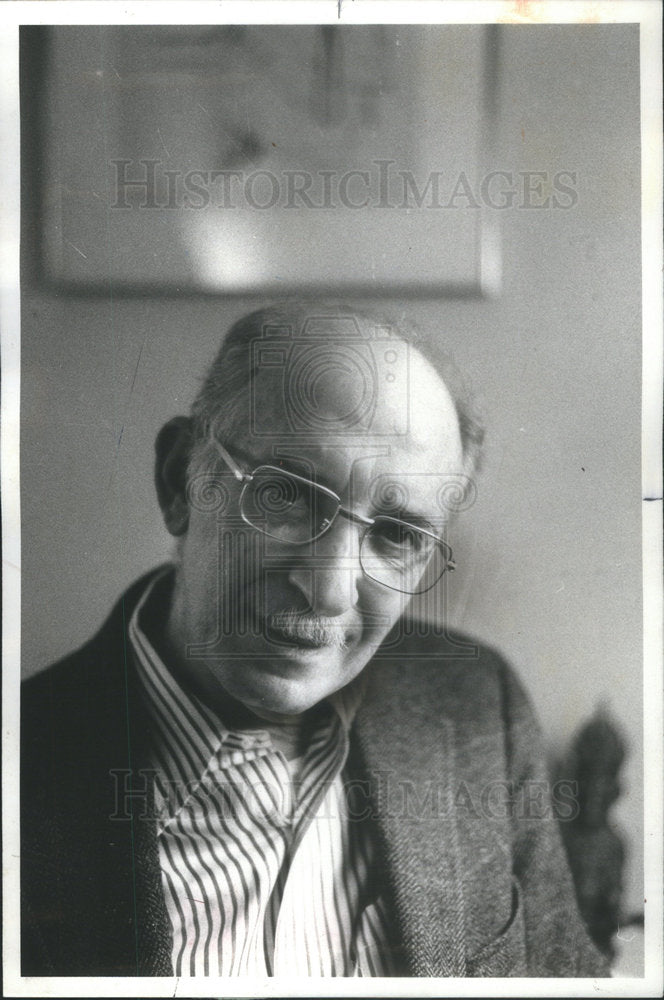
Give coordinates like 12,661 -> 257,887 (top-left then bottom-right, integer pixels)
2,1 -> 662,995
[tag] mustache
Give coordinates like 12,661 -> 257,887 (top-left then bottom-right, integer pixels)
265,608 -> 352,649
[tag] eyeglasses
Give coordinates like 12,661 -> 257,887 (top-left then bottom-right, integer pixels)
210,439 -> 456,595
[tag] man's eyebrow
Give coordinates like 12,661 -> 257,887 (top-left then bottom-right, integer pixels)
225,445 -> 318,482
215,442 -> 268,473
397,512 -> 438,533
368,500 -> 439,534
270,454 -> 318,479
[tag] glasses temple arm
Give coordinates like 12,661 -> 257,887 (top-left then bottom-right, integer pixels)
210,438 -> 247,482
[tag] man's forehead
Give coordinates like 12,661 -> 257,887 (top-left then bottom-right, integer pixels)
243,335 -> 460,440
222,326 -> 464,507
248,350 -> 407,434
236,437 -> 439,472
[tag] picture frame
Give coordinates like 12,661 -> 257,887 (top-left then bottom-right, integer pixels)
34,24 -> 501,296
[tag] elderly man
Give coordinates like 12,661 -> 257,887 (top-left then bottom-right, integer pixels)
21,303 -> 607,978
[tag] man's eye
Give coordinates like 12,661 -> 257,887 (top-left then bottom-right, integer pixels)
373,521 -> 425,551
253,474 -> 308,515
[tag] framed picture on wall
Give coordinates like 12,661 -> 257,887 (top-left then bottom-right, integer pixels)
35,24 -> 501,296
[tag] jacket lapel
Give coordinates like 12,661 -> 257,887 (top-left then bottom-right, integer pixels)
352,660 -> 467,977
130,768 -> 175,975
107,578 -> 175,975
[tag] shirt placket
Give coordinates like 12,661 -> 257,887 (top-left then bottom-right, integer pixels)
202,739 -> 295,976
271,716 -> 350,976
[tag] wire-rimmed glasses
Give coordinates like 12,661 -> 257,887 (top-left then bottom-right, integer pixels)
211,439 -> 456,595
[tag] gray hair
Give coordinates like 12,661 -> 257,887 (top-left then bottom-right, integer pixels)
187,301 -> 485,483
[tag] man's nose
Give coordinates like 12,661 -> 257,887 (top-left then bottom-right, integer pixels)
287,517 -> 362,618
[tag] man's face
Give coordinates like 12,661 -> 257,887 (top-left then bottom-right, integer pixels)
169,338 -> 464,717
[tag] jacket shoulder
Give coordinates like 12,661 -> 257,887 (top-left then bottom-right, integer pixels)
22,568 -> 165,706
21,569 -> 165,772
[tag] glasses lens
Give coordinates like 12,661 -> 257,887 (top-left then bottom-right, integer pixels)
360,517 -> 444,594
241,466 -> 339,543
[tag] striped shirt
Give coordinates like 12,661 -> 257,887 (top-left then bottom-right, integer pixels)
129,573 -> 395,977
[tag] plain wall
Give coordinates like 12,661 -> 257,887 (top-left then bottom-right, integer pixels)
20,26 -> 643,914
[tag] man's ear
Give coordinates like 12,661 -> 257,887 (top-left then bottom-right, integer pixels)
155,416 -> 194,537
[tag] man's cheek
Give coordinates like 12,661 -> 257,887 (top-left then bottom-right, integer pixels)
218,532 -> 298,631
219,533 -> 263,632
362,590 -> 407,633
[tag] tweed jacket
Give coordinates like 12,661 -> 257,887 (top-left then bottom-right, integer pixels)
21,570 -> 609,978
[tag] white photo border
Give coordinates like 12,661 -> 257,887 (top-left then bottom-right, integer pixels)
2,2 -> 662,997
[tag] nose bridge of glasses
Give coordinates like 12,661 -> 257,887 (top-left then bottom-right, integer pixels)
313,505 -> 365,560
337,504 -> 374,531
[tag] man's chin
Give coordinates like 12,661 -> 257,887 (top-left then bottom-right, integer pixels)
228,675 -> 331,717
215,649 -> 359,716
